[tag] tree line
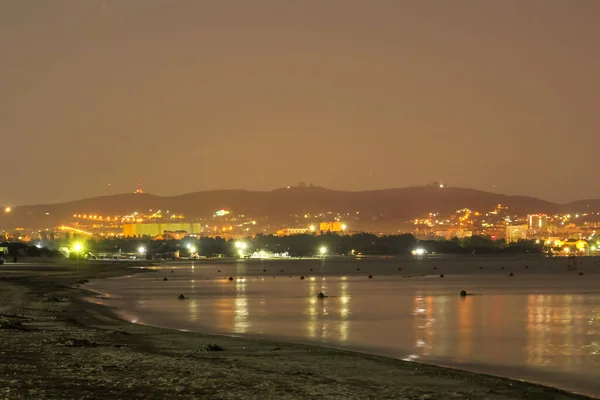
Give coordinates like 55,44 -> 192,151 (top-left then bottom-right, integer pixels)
64,233 -> 543,258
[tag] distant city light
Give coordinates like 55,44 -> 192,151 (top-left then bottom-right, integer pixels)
190,246 -> 197,254
411,248 -> 426,256
214,210 -> 230,217
319,246 -> 327,255
235,241 -> 247,250
138,246 -> 146,254
341,224 -> 347,231
4,207 -> 11,213
309,225 -> 316,232
73,243 -> 83,253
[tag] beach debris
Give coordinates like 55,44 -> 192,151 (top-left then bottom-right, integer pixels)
368,274 -> 373,279
178,294 -> 186,300
317,292 -> 328,299
460,290 -> 467,297
64,338 -> 100,348
163,277 -> 168,281
200,343 -> 224,352
440,274 -> 444,278
509,272 -> 514,277
300,276 -> 305,280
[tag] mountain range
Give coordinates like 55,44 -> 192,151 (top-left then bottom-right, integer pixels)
2,186 -> 600,230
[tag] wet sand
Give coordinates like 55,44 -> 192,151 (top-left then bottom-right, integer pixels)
0,259 -> 596,399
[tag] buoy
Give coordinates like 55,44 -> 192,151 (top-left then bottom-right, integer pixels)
525,265 -> 529,269
479,266 -> 483,270
433,267 -> 437,270
398,267 -> 402,271
300,276 -> 305,280
440,274 -> 444,278
509,272 -> 514,277
460,290 -> 467,297
218,270 -> 221,273
280,270 -> 284,272
357,268 -> 360,271
171,270 -> 174,273
501,267 -> 505,270
178,294 -> 185,300
228,276 -> 233,281
579,272 -> 584,276
163,277 -> 168,281
368,274 -> 373,279
310,268 -> 313,272
263,269 -> 266,272
317,292 -> 327,299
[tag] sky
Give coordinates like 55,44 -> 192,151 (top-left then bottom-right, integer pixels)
1,0 -> 599,205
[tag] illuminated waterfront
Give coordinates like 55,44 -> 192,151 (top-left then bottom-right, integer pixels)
87,257 -> 600,397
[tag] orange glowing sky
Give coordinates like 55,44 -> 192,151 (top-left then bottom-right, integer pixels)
1,1 -> 599,205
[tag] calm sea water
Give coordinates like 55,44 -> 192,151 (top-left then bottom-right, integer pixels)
87,256 -> 600,397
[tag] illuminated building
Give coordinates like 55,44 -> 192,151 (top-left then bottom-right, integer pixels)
319,222 -> 345,233
123,223 -> 203,237
528,214 -> 549,233
276,228 -> 310,236
505,225 -> 529,243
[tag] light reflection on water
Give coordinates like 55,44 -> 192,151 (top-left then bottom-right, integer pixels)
88,257 -> 600,397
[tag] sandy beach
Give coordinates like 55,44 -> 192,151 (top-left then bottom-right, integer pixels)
0,260 -> 596,400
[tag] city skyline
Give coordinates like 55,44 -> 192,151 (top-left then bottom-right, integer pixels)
2,0 -> 600,205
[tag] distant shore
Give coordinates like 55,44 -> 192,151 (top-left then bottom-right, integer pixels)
0,261 -> 595,399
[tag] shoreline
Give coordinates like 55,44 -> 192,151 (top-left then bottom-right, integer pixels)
1,262 -> 596,399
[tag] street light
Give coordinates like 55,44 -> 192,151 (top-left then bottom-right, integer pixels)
138,246 -> 146,254
319,246 -> 327,256
73,243 -> 83,277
